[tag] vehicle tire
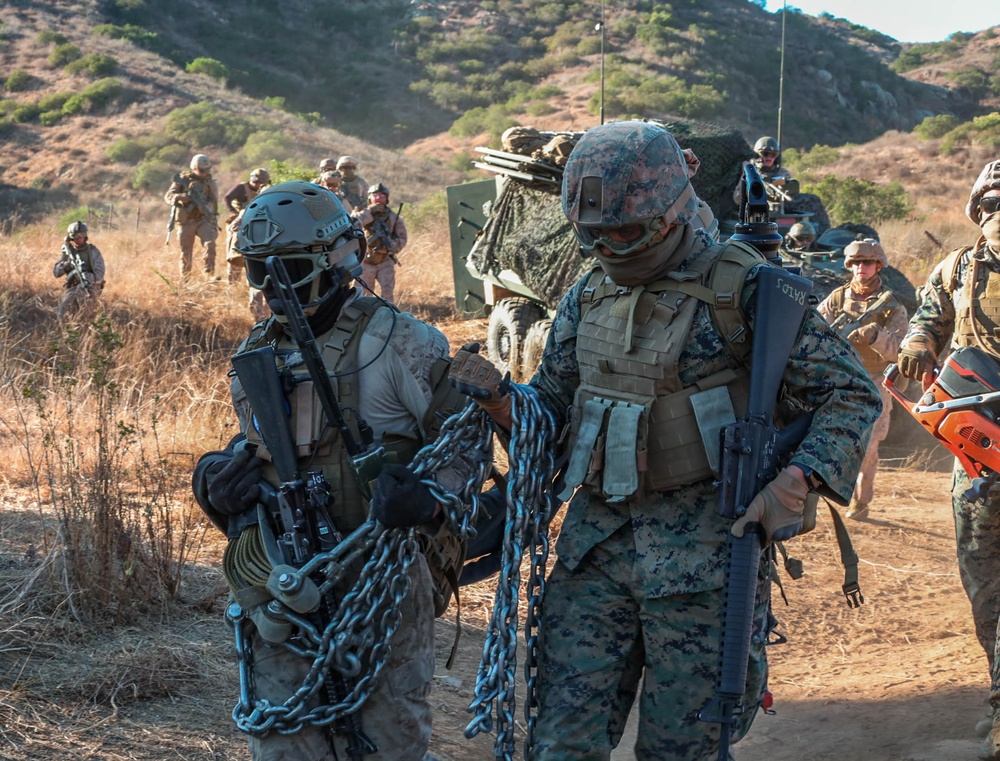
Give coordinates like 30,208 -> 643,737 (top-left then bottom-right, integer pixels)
522,318 -> 552,381
487,297 -> 545,380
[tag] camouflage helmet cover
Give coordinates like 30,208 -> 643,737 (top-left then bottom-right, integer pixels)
754,136 -> 780,154
319,157 -> 338,172
788,221 -> 816,239
190,153 -> 211,171
67,220 -> 88,237
336,155 -> 359,170
249,167 -> 270,185
843,238 -> 887,268
319,170 -> 342,184
562,120 -> 699,230
368,182 -> 389,200
966,160 -> 1000,224
235,181 -> 361,300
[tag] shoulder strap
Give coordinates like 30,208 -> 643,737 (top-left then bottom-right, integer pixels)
827,284 -> 847,315
942,246 -> 973,295
323,296 -> 383,417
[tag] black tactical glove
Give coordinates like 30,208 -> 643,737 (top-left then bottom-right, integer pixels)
206,448 -> 264,516
370,463 -> 438,528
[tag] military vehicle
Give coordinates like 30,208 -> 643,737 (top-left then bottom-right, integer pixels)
445,120 -> 754,379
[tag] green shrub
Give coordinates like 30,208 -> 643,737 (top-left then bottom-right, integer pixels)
64,53 -> 118,78
807,176 -> 912,225
39,110 -> 63,127
106,138 -> 150,164
266,159 -> 313,183
0,99 -> 15,116
38,91 -> 73,111
49,43 -> 82,68
83,77 -> 122,108
5,68 -> 30,92
263,96 -> 288,111
940,112 -> 1000,153
36,30 -> 69,46
149,143 -> 190,166
914,114 -> 961,140
11,103 -> 40,123
132,160 -> 175,191
448,104 -> 518,143
782,144 -> 842,173
948,66 -> 989,99
232,130 -> 293,166
165,102 -> 256,150
186,57 -> 229,80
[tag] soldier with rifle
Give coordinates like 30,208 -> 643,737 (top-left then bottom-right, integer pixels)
53,220 -> 105,318
191,181 -> 480,761
448,121 -> 879,760
164,153 -> 220,279
818,237 -> 908,520
356,182 -> 407,304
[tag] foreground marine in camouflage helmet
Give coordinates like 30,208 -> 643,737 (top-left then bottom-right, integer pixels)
898,160 -> 1000,760
818,238 -> 908,520
191,181 -> 477,761
449,120 -> 880,759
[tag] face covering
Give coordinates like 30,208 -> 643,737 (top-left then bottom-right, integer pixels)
982,211 -> 1000,253
591,224 -> 693,286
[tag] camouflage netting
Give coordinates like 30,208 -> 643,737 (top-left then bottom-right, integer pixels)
471,119 -> 754,311
651,119 -> 754,220
469,182 -> 589,312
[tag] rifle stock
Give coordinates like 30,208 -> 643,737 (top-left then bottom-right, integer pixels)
698,248 -> 813,761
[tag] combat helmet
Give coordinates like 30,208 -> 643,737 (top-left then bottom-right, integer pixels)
966,160 -> 1000,224
249,167 -> 270,186
337,155 -> 359,171
367,182 -> 389,201
236,181 -> 361,311
562,120 -> 699,256
319,157 -> 338,172
190,154 -> 211,172
67,221 -> 88,239
843,238 -> 887,268
787,220 -> 816,247
754,136 -> 780,156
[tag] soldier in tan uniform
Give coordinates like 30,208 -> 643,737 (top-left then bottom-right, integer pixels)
53,221 -> 106,318
356,183 -> 407,304
223,168 -> 271,284
319,170 -> 353,211
818,238 -> 908,519
336,155 -> 368,211
164,154 -> 220,279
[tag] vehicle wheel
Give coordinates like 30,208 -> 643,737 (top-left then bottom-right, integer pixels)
522,318 -> 552,381
487,297 -> 545,380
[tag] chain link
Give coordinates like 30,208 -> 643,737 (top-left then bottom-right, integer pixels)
226,398 -> 494,738
460,384 -> 558,761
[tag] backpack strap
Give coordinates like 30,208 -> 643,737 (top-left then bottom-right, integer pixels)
941,245 -> 973,295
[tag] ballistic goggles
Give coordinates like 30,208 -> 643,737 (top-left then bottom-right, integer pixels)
571,217 -> 669,257
981,196 -> 1000,215
243,239 -> 360,290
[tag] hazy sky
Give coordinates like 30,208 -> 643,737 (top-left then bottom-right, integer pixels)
763,0 -> 996,43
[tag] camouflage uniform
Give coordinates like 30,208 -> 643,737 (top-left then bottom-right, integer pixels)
904,242 -> 1000,719
196,293 -> 464,761
818,280 -> 908,508
164,168 -> 219,278
223,180 -> 265,283
527,232 -> 880,760
53,237 -> 106,317
337,157 -> 369,212
357,204 -> 407,304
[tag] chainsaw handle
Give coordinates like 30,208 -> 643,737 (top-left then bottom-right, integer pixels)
882,362 -> 938,406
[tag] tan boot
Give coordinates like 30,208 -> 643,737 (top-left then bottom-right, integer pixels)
846,499 -> 870,520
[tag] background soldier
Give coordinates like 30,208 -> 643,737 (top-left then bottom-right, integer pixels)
53,221 -> 105,318
223,167 -> 271,284
313,157 -> 338,183
319,170 -> 352,209
356,182 -> 407,304
336,155 -> 368,211
785,220 -> 818,252
192,180 -> 474,761
164,153 -> 220,279
449,121 -> 880,760
897,161 -> 1000,759
818,238 -> 908,519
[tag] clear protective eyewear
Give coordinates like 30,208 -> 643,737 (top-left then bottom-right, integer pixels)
571,217 -> 668,257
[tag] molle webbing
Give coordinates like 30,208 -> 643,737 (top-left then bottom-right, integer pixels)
954,257 -> 1000,357
566,242 -> 759,496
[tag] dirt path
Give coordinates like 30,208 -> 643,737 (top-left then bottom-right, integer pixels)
430,465 -> 991,761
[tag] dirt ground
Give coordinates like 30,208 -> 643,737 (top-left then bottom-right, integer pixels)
0,429 -> 991,761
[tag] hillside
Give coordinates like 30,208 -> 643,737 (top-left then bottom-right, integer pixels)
0,0 -> 998,228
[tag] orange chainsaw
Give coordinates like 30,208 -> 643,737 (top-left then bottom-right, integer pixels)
884,346 -> 1000,501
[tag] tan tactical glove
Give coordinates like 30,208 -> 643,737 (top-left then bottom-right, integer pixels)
449,342 -> 512,430
897,335 -> 937,384
848,323 -> 880,346
731,467 -> 809,543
